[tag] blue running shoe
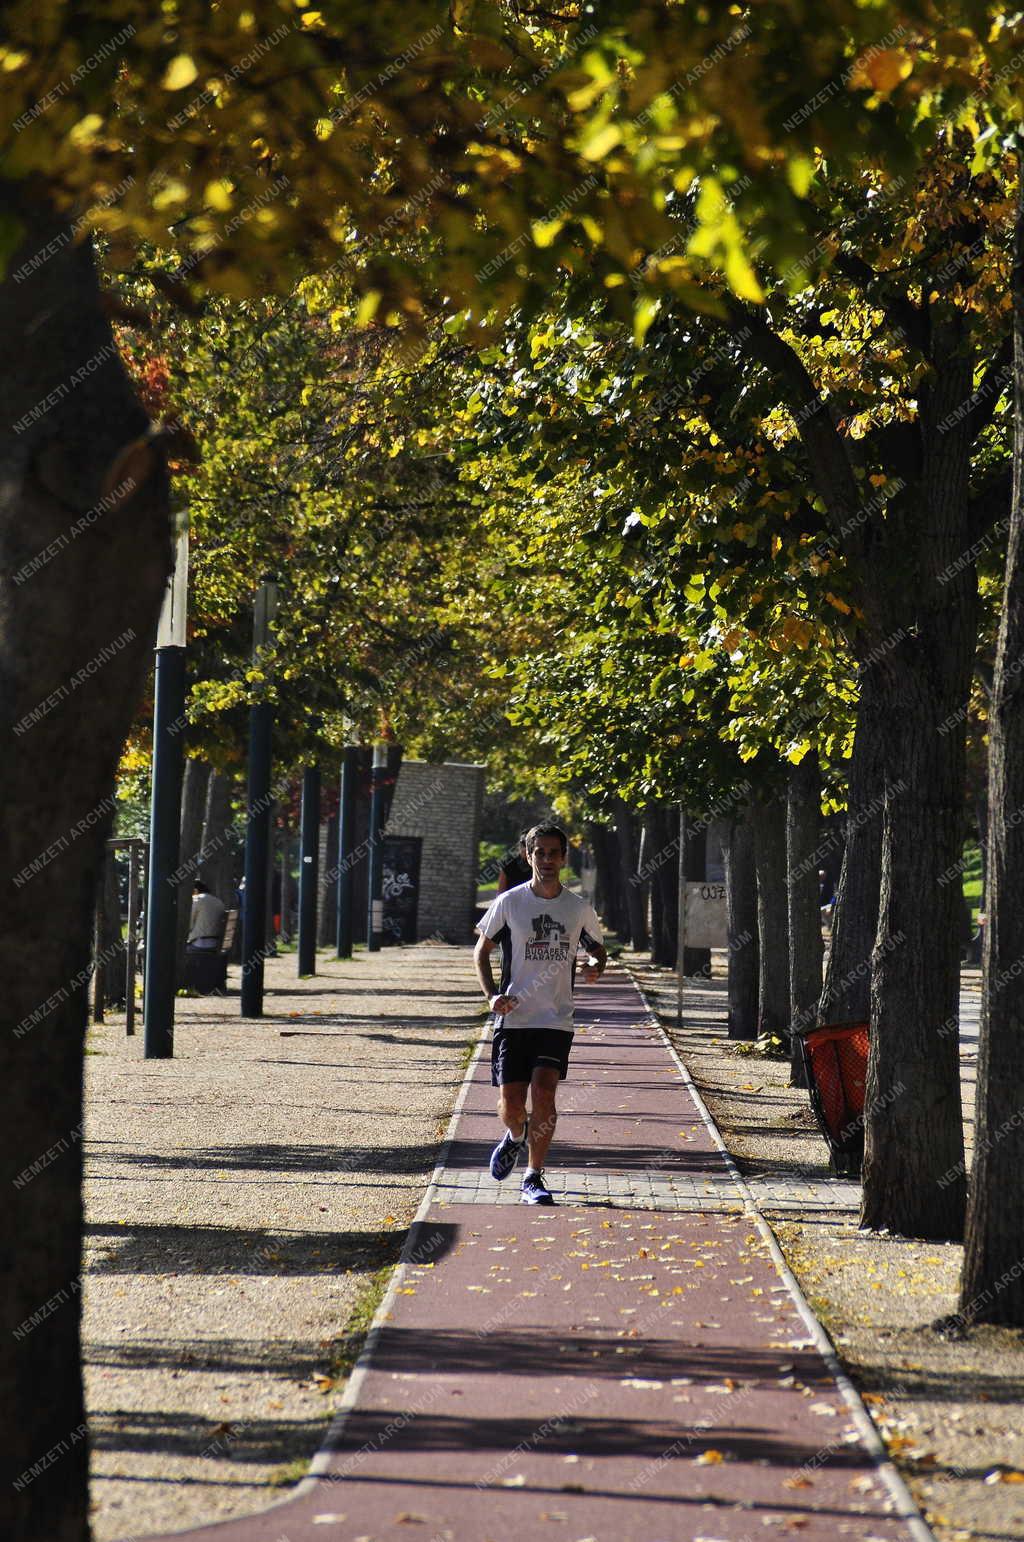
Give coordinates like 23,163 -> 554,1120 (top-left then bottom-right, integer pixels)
520,1169 -> 555,1206
489,1120 -> 529,1181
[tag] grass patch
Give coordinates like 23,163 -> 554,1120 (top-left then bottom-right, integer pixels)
458,1034 -> 479,1072
330,1263 -> 395,1384
267,1457 -> 309,1489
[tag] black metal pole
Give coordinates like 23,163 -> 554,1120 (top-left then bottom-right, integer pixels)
336,745 -> 357,958
298,766 -> 320,975
143,645 -> 186,1058
240,701 -> 273,1016
125,841 -> 140,1037
366,745 -> 386,952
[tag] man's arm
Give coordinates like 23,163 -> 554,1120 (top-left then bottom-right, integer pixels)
474,933 -> 518,1015
580,940 -> 607,984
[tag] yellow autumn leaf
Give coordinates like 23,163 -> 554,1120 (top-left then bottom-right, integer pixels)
205,179 -> 234,212
152,179 -> 190,211
68,114 -> 104,146
695,1448 -> 725,1464
580,123 -> 622,162
855,48 -> 913,94
355,289 -> 381,327
826,591 -> 852,614
724,244 -> 764,302
163,54 -> 199,91
782,615 -> 813,648
532,215 -> 565,248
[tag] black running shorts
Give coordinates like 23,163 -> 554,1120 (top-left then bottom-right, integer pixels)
491,1025 -> 574,1087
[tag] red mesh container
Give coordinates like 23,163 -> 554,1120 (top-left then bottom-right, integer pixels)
798,1022 -> 869,1177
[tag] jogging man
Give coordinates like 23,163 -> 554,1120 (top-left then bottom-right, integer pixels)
474,823 -> 606,1206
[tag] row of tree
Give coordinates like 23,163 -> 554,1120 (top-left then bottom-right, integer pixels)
5,6 -> 1024,1537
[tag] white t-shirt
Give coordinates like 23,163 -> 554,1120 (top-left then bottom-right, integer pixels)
477,883 -> 603,1032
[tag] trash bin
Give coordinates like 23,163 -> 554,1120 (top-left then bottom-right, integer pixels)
797,1021 -> 869,1178
182,948 -> 228,995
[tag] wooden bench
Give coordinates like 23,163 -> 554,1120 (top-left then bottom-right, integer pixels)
182,908 -> 238,995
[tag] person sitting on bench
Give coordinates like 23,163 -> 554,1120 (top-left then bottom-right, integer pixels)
187,882 -> 226,950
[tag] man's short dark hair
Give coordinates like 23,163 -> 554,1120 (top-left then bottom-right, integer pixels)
526,824 -> 568,856
194,881 -> 210,894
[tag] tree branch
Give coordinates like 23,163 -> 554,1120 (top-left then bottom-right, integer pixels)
832,251 -> 930,355
716,303 -> 864,556
961,334 -> 1014,446
967,468 -> 1012,548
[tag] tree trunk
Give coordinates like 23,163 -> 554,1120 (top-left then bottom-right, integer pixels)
975,790 -> 989,918
613,798 -> 648,950
683,815 -> 711,977
1,195 -> 170,1542
646,804 -> 678,966
960,183 -> 1024,1323
724,812 -> 759,1040
588,821 -> 623,936
101,847 -> 125,1009
787,752 -> 823,1087
753,793 -> 789,1041
201,769 -> 237,907
318,814 -> 338,946
819,661 -> 885,1026
860,375 -> 977,1241
174,758 -> 211,982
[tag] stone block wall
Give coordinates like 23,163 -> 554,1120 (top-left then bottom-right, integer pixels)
385,760 -> 486,943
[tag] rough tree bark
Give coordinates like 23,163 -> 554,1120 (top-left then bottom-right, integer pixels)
646,803 -> 678,966
819,661 -> 885,1027
786,752 -> 824,1087
587,821 -> 624,937
201,768 -> 237,907
960,184 -> 1024,1324
1,196 -> 170,1542
174,757 -> 211,982
860,354 -> 977,1241
682,816 -> 711,978
753,793 -> 789,1041
723,811 -> 759,1040
318,814 -> 338,947
730,263 -> 991,1240
100,848 -> 125,1010
613,798 -> 648,950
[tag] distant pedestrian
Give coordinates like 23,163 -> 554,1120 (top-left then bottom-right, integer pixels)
187,882 -> 226,950
496,833 -> 532,893
474,824 -> 606,1206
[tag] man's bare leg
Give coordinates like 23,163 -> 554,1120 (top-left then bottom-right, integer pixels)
526,1067 -> 560,1170
498,1082 -> 528,1141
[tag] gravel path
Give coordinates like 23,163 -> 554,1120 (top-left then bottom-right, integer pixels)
83,942 -> 480,1542
628,954 -> 1024,1542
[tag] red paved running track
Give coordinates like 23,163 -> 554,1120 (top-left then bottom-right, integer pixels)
134,968 -> 928,1542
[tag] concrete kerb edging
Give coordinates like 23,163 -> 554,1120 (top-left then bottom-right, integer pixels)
294,1015 -> 491,1498
128,1016 -> 492,1542
624,965 -> 936,1542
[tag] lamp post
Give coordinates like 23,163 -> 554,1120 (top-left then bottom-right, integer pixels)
143,529 -> 188,1059
336,743 -> 358,958
240,577 -> 278,1017
366,742 -> 387,952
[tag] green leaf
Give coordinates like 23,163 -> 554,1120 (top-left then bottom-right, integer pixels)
633,295 -> 660,346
